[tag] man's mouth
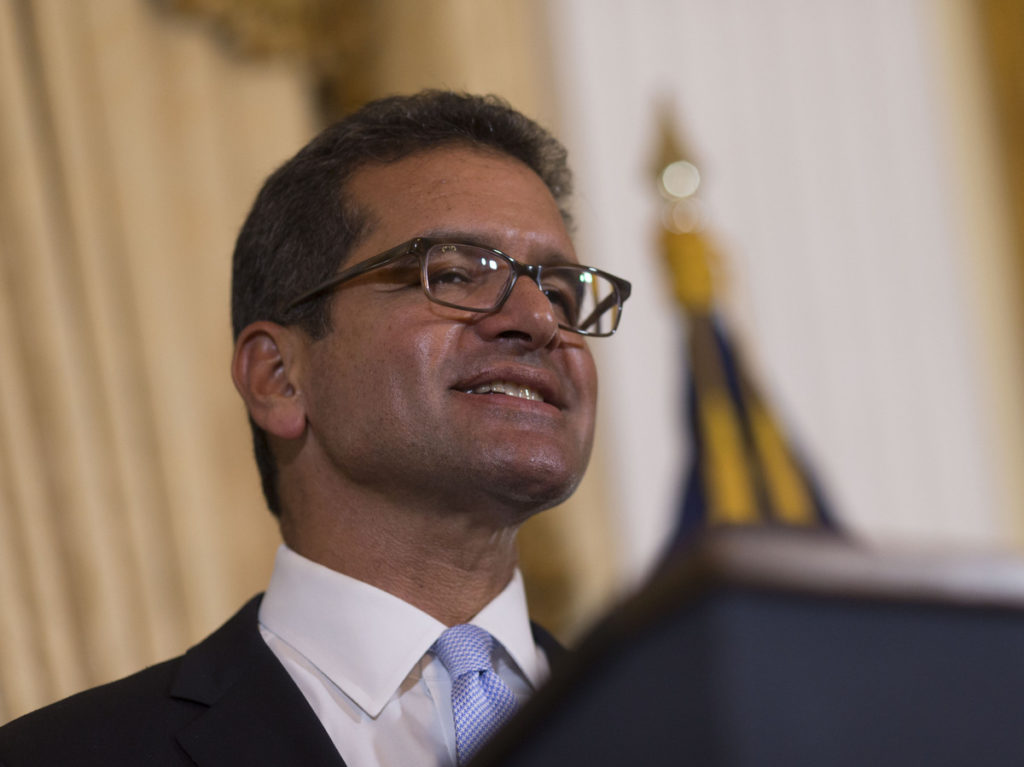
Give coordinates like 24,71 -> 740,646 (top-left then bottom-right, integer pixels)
461,382 -> 545,403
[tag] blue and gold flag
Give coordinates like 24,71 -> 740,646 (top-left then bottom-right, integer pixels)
655,114 -> 838,547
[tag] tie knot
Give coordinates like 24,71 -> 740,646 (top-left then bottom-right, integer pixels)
432,624 -> 495,679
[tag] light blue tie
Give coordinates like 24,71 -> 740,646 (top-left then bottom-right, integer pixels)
432,624 -> 519,764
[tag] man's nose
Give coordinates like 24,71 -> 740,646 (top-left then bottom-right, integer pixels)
474,275 -> 561,349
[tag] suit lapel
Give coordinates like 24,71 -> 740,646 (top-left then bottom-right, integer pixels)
175,664 -> 346,767
530,621 -> 569,670
170,596 -> 346,767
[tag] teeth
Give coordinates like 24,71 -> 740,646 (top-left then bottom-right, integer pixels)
464,382 -> 544,402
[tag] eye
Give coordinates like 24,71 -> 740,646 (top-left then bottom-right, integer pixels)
430,266 -> 473,286
542,284 -> 580,324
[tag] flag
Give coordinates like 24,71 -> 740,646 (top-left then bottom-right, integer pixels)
655,113 -> 839,548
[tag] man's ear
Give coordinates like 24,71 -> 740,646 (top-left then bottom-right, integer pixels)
231,321 -> 307,440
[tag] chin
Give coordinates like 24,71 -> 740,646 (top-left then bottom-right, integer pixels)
492,458 -> 586,515
453,434 -> 594,516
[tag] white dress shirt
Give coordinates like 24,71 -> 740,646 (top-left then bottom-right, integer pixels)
258,545 -> 550,767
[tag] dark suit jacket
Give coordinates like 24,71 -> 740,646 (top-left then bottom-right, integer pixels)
0,595 -> 566,766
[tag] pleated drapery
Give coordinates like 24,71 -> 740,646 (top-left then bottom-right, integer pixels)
0,0 -> 314,720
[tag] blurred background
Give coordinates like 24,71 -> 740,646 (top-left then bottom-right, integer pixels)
1,0 -> 1021,723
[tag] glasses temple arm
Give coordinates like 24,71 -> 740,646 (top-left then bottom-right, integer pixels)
576,291 -> 621,332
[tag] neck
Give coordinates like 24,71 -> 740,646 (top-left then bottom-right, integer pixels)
280,493 -> 524,626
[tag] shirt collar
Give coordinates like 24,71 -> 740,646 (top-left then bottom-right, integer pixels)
472,572 -> 545,688
258,544 -> 543,718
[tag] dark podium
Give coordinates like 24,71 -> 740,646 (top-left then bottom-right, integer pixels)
477,529 -> 1024,766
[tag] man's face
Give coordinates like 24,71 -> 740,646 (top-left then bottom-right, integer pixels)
297,146 -> 598,522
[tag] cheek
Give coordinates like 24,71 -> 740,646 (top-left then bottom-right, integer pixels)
570,347 -> 599,408
575,353 -> 599,462
365,321 -> 464,405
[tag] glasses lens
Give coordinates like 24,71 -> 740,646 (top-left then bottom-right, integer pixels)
423,243 -> 625,336
541,267 -> 622,336
423,244 -> 512,310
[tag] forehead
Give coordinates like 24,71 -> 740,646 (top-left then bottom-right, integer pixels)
343,146 -> 575,263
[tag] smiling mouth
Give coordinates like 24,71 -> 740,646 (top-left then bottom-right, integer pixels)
461,382 -> 545,403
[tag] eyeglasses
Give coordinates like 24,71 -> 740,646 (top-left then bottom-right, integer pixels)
285,237 -> 632,337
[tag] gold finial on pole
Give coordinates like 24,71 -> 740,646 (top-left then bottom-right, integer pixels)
654,107 -> 718,315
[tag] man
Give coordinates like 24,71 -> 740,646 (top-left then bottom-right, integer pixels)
0,91 -> 630,766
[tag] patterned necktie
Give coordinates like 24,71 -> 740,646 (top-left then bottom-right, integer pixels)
432,624 -> 519,764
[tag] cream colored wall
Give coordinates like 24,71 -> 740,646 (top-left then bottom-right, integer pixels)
546,0 -> 1024,583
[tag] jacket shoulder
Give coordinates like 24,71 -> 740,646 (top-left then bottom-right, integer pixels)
0,656 -> 197,765
0,596 -> 266,766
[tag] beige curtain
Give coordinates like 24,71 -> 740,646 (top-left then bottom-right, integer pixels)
0,0 -> 619,724
0,0 -> 313,721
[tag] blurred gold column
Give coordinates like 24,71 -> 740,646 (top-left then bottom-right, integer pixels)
934,0 -> 1024,540
976,0 -> 1024,282
976,0 -> 1024,540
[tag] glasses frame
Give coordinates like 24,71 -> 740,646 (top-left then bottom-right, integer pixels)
284,237 -> 632,337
